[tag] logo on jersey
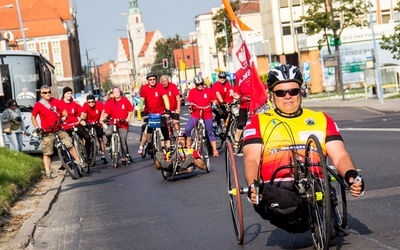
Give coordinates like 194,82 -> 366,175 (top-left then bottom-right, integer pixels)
305,118 -> 315,126
243,128 -> 256,138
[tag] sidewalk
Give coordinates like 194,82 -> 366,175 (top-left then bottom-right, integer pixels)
302,93 -> 400,113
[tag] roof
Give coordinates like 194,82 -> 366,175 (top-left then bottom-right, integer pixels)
237,1 -> 260,15
0,0 -> 71,40
121,37 -> 130,60
138,31 -> 155,57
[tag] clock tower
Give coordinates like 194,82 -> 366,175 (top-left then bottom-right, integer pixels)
127,0 -> 145,75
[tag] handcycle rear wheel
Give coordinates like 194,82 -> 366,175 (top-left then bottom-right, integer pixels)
225,140 -> 244,244
305,135 -> 331,250
327,157 -> 347,229
58,147 -> 82,179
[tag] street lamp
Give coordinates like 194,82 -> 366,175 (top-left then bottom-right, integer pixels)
85,48 -> 95,94
212,18 -> 230,74
15,0 -> 27,51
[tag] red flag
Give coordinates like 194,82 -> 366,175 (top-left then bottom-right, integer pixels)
233,36 -> 268,116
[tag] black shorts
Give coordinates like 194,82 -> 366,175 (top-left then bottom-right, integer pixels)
170,112 -> 180,121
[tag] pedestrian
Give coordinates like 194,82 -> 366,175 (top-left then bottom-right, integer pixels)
1,99 -> 26,151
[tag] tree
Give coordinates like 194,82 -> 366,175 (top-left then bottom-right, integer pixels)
212,1 -> 239,58
380,1 -> 400,60
153,35 -> 183,76
301,0 -> 368,93
102,77 -> 113,94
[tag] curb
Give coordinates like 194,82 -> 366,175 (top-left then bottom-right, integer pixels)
12,167 -> 65,248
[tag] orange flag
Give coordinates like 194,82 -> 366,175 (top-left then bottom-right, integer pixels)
221,0 -> 252,31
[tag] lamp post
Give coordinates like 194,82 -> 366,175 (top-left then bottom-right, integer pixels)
85,48 -> 95,94
212,18 -> 230,74
15,0 -> 27,51
260,0 -> 273,68
368,0 -> 383,104
190,36 -> 197,75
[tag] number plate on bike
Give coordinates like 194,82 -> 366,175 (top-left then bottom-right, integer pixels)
148,113 -> 161,128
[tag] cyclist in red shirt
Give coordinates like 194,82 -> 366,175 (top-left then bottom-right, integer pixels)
211,71 -> 234,123
59,87 -> 91,159
138,72 -> 171,155
101,87 -> 134,167
31,85 -> 86,178
160,75 -> 181,132
184,75 -> 219,156
82,94 -> 107,164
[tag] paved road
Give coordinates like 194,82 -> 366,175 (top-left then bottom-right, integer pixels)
14,105 -> 400,249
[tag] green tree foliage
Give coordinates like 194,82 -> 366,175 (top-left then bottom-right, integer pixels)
102,77 -> 113,93
301,0 -> 368,54
212,1 -> 238,54
380,1 -> 400,60
153,35 -> 184,76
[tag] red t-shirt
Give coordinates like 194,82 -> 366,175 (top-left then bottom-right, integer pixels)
32,98 -> 62,132
163,82 -> 180,111
187,87 -> 215,119
103,97 -> 134,129
82,101 -> 104,123
234,80 -> 252,109
212,81 -> 234,104
140,83 -> 167,114
58,99 -> 83,130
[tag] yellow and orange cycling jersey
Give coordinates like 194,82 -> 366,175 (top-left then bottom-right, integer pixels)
243,108 -> 342,182
165,147 -> 201,160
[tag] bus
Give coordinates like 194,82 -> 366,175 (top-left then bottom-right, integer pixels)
0,50 -> 57,153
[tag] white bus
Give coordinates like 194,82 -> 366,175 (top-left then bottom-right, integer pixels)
0,50 -> 57,153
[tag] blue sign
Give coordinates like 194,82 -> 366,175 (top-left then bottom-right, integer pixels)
303,62 -> 310,71
302,62 -> 311,83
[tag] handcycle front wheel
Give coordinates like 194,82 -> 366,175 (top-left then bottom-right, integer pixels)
225,140 -> 244,244
305,134 -> 331,250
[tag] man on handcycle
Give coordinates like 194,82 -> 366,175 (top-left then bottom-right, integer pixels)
155,131 -> 206,176
243,64 -> 365,235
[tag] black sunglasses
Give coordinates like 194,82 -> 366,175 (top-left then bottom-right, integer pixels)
273,88 -> 300,97
41,91 -> 51,94
87,101 -> 95,103
219,76 -> 227,79
11,104 -> 18,107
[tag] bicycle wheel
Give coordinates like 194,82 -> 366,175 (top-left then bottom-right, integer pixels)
327,157 -> 347,229
111,134 -> 120,168
78,139 -> 90,174
305,134 -> 331,250
225,140 -> 244,244
89,136 -> 97,168
202,136 -> 210,173
58,147 -> 81,179
215,122 -> 225,150
228,119 -> 238,142
139,130 -> 147,159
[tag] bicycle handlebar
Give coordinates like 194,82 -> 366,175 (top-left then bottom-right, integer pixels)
189,103 -> 211,109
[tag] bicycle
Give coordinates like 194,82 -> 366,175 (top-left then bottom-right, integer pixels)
190,103 -> 211,172
68,122 -> 90,174
37,121 -> 83,179
212,100 -> 240,150
87,121 -> 99,167
140,113 -> 171,160
225,135 -> 348,248
105,118 -> 124,168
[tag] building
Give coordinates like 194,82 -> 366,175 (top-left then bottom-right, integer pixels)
0,0 -> 84,94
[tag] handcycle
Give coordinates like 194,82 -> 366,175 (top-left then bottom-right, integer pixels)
225,134 -> 348,249
189,103 -> 211,172
66,122 -> 90,174
36,121 -> 83,179
139,113 -> 171,160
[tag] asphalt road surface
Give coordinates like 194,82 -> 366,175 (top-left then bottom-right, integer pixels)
29,107 -> 400,249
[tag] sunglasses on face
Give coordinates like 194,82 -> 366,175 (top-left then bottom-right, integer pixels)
273,88 -> 300,97
219,77 -> 226,79
11,104 -> 17,107
87,101 -> 95,104
41,91 -> 51,94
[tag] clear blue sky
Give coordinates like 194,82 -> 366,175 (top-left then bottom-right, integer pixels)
75,0 -> 222,65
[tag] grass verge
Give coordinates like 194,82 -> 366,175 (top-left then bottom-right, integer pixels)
0,147 -> 43,215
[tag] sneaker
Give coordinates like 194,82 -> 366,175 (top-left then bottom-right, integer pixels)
78,161 -> 88,171
101,155 -> 108,164
58,165 -> 65,171
126,154 -> 133,163
122,159 -> 127,167
138,146 -> 143,155
45,171 -> 55,179
155,151 -> 170,169
180,154 -> 194,170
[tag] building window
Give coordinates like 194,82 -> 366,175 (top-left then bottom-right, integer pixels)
382,14 -> 390,24
292,0 -> 300,6
54,62 -> 63,76
27,43 -> 36,52
280,0 -> 288,8
52,41 -> 60,54
282,22 -> 291,35
39,42 -> 49,55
